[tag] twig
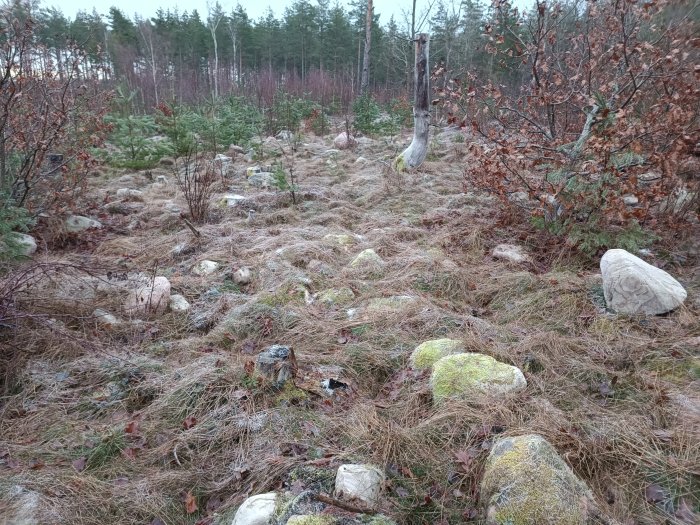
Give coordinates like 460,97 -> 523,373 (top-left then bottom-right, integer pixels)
314,493 -> 377,515
181,215 -> 201,238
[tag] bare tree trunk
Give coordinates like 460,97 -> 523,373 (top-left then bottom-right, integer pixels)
394,34 -> 430,171
360,0 -> 373,95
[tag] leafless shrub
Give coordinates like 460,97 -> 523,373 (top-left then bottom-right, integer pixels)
173,147 -> 217,223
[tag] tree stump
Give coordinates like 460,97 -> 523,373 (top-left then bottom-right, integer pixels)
256,345 -> 297,386
394,34 -> 430,172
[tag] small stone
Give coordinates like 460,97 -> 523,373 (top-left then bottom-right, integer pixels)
350,248 -> 383,268
124,276 -> 171,316
64,215 -> 102,233
430,353 -> 526,403
93,308 -> 120,326
169,294 -> 191,312
323,233 -> 355,246
222,194 -> 248,207
276,130 -> 293,141
163,201 -> 181,214
334,464 -> 385,508
231,492 -> 278,525
492,244 -> 530,264
355,156 -> 367,164
622,194 -> 639,206
333,132 -> 355,150
410,338 -> 464,370
116,188 -> 144,200
481,434 -> 602,525
192,260 -> 220,276
229,144 -> 246,155
233,267 -> 253,285
156,175 -> 168,183
600,248 -> 687,315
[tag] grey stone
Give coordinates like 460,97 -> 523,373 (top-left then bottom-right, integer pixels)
600,248 -> 687,315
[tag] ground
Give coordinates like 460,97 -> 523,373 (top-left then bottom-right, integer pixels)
0,128 -> 698,525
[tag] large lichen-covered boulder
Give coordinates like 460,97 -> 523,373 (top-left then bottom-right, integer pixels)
600,249 -> 686,315
410,338 -> 464,370
430,353 -> 526,403
231,492 -> 279,525
481,434 -> 602,525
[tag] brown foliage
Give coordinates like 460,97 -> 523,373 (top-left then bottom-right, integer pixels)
434,0 -> 699,250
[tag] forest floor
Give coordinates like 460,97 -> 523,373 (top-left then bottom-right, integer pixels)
1,128 -> 699,525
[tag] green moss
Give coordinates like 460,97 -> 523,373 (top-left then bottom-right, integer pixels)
393,154 -> 406,173
276,382 -> 309,404
410,339 -> 464,370
430,353 -> 526,403
317,287 -> 355,306
481,435 -> 593,525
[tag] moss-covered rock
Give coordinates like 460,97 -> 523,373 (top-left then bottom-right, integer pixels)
480,434 -> 600,525
317,287 -> 356,306
324,233 -> 355,246
430,353 -> 526,402
350,249 -> 383,268
410,338 -> 464,370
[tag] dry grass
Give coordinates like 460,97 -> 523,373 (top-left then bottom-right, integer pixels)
1,132 -> 698,525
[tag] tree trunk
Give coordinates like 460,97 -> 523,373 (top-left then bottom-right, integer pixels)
360,0 -> 373,95
394,34 -> 430,172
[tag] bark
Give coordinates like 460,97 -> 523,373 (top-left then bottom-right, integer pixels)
394,33 -> 430,172
360,0 -> 373,95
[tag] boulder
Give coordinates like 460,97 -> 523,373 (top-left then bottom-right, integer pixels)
231,492 -> 278,525
3,232 -> 37,257
213,153 -> 233,175
248,171 -> 276,188
492,244 -> 530,264
229,144 -> 246,155
276,130 -> 293,141
350,249 -> 383,268
334,464 -> 385,509
169,294 -> 191,312
410,338 -> 464,370
64,215 -> 102,233
430,353 -> 526,403
5,485 -> 40,525
600,249 -> 686,315
333,132 -> 355,150
481,434 -> 601,525
192,260 -> 220,276
124,276 -> 171,316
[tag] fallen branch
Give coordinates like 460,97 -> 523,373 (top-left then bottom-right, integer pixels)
180,215 -> 201,238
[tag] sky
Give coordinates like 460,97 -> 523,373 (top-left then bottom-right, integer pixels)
53,0 -> 532,25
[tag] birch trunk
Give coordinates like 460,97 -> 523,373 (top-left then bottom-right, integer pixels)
394,34 -> 430,172
360,0 -> 373,95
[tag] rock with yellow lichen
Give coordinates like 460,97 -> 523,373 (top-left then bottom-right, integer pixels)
316,287 -> 356,306
410,338 -> 464,370
430,353 -> 526,403
481,434 -> 607,525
